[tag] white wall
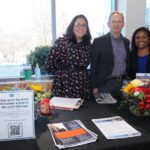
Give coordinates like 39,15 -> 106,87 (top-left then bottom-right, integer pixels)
117,0 -> 146,40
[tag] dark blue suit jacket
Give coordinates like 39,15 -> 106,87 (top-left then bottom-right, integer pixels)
91,32 -> 130,89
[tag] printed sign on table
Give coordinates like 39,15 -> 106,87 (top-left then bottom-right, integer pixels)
0,90 -> 35,141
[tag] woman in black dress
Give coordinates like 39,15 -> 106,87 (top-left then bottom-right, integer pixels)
47,14 -> 92,100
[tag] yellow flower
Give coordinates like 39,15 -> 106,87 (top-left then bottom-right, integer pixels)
30,84 -> 42,92
123,83 -> 134,94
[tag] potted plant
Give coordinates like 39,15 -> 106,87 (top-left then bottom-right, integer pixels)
26,45 -> 51,75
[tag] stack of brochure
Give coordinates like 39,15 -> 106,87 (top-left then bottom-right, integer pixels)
47,120 -> 97,149
95,93 -> 117,104
50,97 -> 84,110
92,116 -> 141,139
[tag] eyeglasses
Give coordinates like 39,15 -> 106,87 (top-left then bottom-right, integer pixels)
74,23 -> 87,29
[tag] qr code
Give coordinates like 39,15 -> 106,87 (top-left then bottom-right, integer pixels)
8,123 -> 23,138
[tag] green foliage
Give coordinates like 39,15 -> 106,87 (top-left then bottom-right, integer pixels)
118,100 -> 129,110
35,91 -> 51,102
26,45 -> 51,75
137,92 -> 145,101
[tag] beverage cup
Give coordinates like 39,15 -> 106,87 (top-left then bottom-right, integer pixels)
24,66 -> 32,80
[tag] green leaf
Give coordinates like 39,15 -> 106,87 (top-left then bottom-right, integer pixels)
26,45 -> 51,74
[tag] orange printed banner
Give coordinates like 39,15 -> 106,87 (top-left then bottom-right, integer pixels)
54,128 -> 86,139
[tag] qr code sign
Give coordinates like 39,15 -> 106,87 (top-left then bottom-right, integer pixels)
8,123 -> 23,138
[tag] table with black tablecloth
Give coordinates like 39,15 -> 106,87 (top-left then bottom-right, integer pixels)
1,99 -> 150,150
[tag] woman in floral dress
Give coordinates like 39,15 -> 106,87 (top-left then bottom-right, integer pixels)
47,14 -> 92,100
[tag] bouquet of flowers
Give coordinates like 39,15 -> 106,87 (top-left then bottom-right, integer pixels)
28,84 -> 53,115
121,79 -> 150,116
28,84 -> 52,102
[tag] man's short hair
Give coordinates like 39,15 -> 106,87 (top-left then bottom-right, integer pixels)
108,11 -> 124,22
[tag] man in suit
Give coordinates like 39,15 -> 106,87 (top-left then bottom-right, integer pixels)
91,11 -> 130,100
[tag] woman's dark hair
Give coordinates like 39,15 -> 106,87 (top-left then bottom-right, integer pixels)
131,27 -> 150,53
64,14 -> 91,44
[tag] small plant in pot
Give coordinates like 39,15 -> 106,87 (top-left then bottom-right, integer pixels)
26,45 -> 51,75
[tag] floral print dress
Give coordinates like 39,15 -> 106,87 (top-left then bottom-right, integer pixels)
47,37 -> 91,100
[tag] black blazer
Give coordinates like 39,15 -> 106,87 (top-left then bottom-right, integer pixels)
129,51 -> 150,79
91,33 -> 130,89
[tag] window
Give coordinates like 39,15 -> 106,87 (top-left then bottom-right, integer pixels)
0,0 -> 112,66
56,0 -> 111,39
146,0 -> 150,29
0,0 -> 51,64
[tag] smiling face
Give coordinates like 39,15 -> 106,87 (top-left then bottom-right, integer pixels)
108,13 -> 124,37
73,17 -> 87,43
135,31 -> 150,49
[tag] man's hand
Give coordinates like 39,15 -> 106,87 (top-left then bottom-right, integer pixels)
93,88 -> 99,95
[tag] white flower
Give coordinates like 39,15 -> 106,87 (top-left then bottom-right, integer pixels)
133,91 -> 140,96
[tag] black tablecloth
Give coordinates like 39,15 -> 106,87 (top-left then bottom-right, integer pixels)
1,99 -> 150,150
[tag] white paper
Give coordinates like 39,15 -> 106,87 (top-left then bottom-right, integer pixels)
95,93 -> 117,104
92,116 -> 141,139
50,97 -> 83,110
136,73 -> 150,79
0,90 -> 35,141
136,73 -> 150,84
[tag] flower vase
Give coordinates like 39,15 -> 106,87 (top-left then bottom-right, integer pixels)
129,107 -> 143,117
129,107 -> 150,117
39,98 -> 50,115
128,99 -> 144,117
